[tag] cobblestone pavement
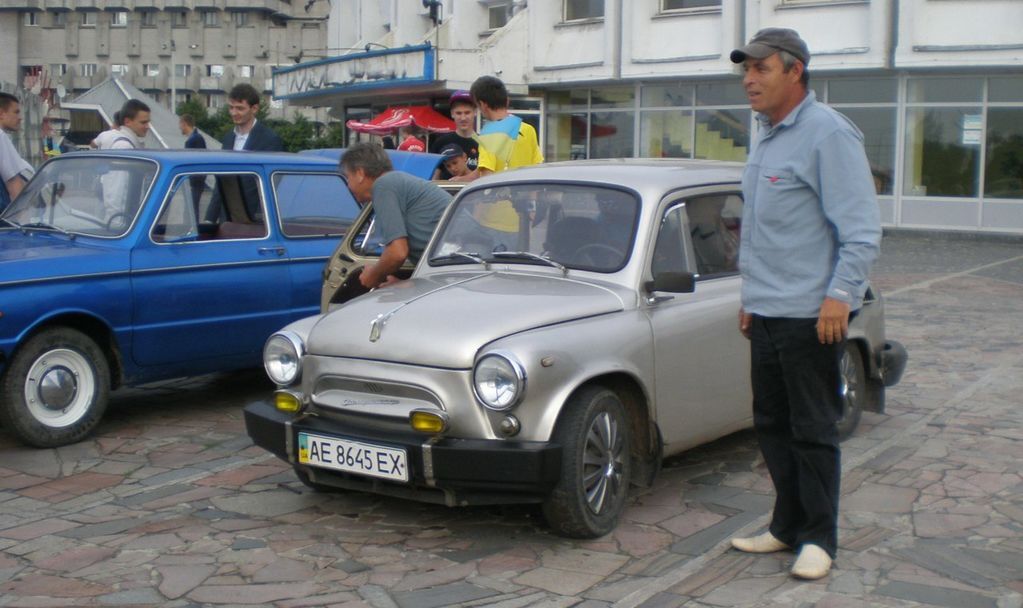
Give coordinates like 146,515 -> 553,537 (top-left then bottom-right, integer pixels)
1,231 -> 1021,608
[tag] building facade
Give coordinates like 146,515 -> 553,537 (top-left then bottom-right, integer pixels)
0,0 -> 329,119
276,0 -> 1023,234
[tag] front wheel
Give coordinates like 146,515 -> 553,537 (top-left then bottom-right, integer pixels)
0,328 -> 111,448
543,386 -> 632,538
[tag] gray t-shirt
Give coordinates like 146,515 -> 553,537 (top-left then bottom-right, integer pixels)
0,131 -> 33,184
371,171 -> 452,262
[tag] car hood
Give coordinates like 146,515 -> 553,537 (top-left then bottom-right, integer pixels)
307,271 -> 626,368
0,231 -> 126,284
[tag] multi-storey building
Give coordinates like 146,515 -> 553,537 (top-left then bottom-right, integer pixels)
0,0 -> 329,118
274,0 -> 1023,234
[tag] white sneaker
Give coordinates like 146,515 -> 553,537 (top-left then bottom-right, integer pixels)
730,531 -> 789,553
791,544 -> 832,579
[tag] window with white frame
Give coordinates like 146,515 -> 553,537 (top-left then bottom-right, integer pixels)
171,12 -> 187,27
201,10 -> 219,27
81,12 -> 97,26
662,0 -> 720,10
140,12 -> 157,27
49,63 -> 68,76
206,64 -> 224,77
51,11 -> 66,26
80,64 -> 97,77
207,93 -> 226,109
564,0 -> 603,21
110,64 -> 129,77
175,64 -> 192,78
23,11 -> 39,26
143,64 -> 161,77
111,11 -> 128,27
238,65 -> 254,78
232,11 -> 249,26
488,3 -> 513,29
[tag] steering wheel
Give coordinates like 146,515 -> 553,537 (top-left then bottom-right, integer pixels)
105,212 -> 128,231
572,243 -> 624,267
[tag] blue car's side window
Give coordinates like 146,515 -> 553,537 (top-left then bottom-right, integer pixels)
153,173 -> 268,242
273,173 -> 360,238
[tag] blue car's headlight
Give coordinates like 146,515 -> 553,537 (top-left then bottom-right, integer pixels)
473,352 -> 526,411
264,331 -> 305,386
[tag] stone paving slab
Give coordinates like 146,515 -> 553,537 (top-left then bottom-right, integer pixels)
1,232 -> 1022,608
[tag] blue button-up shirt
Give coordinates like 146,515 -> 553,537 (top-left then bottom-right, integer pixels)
739,91 -> 881,318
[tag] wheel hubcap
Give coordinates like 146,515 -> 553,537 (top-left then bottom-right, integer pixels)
38,366 -> 78,410
840,352 -> 859,407
582,411 -> 625,514
24,349 -> 96,428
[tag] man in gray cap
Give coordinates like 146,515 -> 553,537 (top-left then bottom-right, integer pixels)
727,28 -> 882,580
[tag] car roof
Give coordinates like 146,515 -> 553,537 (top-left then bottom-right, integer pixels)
468,158 -> 745,192
62,148 -> 340,168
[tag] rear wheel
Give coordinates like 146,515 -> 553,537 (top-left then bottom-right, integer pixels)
543,386 -> 631,538
1,328 -> 110,448
837,342 -> 866,441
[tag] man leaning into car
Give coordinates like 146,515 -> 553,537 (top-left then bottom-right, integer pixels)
728,28 -> 881,580
339,143 -> 452,289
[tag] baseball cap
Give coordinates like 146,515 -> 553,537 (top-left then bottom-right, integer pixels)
439,143 -> 465,159
449,90 -> 474,105
730,28 -> 810,65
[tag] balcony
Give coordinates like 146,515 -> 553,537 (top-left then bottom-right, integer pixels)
136,70 -> 169,92
199,70 -> 234,92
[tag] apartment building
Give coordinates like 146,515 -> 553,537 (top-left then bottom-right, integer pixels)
274,0 -> 1023,234
0,0 -> 329,118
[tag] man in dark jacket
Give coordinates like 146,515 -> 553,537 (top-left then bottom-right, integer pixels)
220,84 -> 283,152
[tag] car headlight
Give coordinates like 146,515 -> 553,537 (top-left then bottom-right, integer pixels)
473,352 -> 526,411
264,331 -> 305,386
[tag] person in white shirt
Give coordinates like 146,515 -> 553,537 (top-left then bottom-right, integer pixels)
91,111 -> 122,149
0,92 -> 34,210
103,100 -> 151,150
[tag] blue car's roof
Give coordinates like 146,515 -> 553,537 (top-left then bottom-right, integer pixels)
60,148 -> 443,180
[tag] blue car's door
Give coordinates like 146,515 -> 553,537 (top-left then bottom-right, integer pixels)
130,168 -> 291,368
270,171 -> 362,319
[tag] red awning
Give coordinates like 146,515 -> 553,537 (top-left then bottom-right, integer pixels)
346,106 -> 455,135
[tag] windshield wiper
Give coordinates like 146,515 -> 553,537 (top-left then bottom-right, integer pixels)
491,251 -> 566,274
429,251 -> 489,267
18,221 -> 76,239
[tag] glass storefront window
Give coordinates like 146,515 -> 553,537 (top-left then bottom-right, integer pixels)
591,87 -> 635,109
907,78 -> 983,103
640,111 -> 693,158
641,83 -> 694,107
589,111 -> 634,158
903,107 -> 981,197
695,109 -> 750,162
695,82 -> 747,106
988,77 -> 1023,103
839,107 -> 897,195
545,112 -> 588,162
827,79 -> 897,104
547,89 -> 589,111
984,108 -> 1023,200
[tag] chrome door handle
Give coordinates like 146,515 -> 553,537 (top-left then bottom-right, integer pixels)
258,247 -> 286,257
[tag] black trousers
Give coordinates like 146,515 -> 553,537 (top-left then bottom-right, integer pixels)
750,315 -> 844,558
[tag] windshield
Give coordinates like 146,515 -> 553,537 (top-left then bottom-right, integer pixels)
0,156 -> 157,237
429,183 -> 639,272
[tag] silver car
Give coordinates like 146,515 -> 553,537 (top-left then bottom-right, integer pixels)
245,160 -> 907,538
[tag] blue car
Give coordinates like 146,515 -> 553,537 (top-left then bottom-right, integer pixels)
0,149 -> 441,447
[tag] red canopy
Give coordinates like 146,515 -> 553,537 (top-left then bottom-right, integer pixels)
346,106 -> 455,135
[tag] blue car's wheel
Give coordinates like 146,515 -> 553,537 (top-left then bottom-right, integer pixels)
1,328 -> 110,448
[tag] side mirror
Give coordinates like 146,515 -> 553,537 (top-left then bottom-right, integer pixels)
644,272 -> 695,294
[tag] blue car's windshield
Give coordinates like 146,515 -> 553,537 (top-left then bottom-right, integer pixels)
1,156 -> 157,238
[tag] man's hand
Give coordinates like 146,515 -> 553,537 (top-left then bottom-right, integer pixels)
817,297 -> 851,344
738,307 -> 752,340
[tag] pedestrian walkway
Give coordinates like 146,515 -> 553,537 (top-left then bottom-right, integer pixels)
0,231 -> 1020,607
